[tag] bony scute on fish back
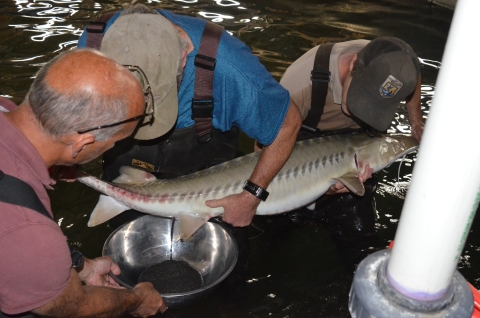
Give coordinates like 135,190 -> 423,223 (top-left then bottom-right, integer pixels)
77,133 -> 418,239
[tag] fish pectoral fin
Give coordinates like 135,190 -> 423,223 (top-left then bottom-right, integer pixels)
112,166 -> 157,184
87,195 -> 131,227
174,211 -> 210,242
333,173 -> 365,196
306,202 -> 316,210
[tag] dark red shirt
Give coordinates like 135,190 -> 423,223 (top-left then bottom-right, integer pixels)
0,97 -> 17,112
0,99 -> 71,315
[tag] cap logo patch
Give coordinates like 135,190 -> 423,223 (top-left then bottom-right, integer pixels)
379,75 -> 403,98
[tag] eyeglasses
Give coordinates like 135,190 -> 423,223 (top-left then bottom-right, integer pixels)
77,65 -> 154,134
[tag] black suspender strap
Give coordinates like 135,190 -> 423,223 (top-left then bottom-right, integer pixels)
0,172 -> 49,318
0,170 -> 51,219
0,170 -> 84,267
191,21 -> 224,144
85,11 -> 118,50
302,43 -> 334,132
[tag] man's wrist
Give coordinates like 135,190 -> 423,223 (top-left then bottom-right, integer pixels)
69,246 -> 85,272
243,180 -> 269,201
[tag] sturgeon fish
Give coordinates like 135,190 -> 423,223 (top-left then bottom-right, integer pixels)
78,133 -> 418,239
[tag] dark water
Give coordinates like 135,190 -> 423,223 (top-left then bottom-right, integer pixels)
2,1 -> 476,317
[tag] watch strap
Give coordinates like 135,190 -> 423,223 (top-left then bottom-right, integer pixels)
70,246 -> 84,272
243,180 -> 269,201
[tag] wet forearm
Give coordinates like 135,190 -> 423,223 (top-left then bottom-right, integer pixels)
249,100 -> 301,188
406,74 -> 424,134
75,286 -> 143,317
35,286 -> 143,318
406,98 -> 423,127
32,269 -> 149,318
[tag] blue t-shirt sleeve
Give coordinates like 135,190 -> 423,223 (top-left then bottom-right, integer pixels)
212,37 -> 290,146
77,28 -> 87,47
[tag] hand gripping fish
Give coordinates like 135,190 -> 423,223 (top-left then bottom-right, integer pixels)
77,133 -> 418,240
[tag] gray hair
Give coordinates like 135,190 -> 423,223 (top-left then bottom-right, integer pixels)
26,49 -> 128,141
177,30 -> 189,54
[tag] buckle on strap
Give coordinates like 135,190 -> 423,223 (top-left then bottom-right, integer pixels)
197,131 -> 212,144
86,21 -> 107,33
194,54 -> 217,71
301,124 -> 318,133
310,70 -> 331,83
191,98 -> 214,119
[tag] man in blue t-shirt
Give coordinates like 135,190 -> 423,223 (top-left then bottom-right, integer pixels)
77,4 -> 302,228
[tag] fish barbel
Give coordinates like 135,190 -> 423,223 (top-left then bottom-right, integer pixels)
77,133 -> 418,238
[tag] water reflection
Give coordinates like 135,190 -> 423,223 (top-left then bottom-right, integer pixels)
420,57 -> 442,69
214,0 -> 240,7
198,11 -> 234,22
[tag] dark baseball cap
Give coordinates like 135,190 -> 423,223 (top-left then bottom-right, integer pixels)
347,36 -> 420,131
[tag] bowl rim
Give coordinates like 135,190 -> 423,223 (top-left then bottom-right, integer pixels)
102,215 -> 239,296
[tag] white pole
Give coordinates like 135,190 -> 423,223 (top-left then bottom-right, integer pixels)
387,0 -> 480,300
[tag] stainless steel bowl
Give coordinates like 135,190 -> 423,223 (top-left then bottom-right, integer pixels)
103,215 -> 238,308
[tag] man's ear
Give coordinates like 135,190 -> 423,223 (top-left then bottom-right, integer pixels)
349,53 -> 358,72
70,133 -> 95,158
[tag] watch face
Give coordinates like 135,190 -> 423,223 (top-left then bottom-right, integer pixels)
71,248 -> 84,268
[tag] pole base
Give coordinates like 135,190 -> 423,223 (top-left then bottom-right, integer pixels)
349,249 -> 473,317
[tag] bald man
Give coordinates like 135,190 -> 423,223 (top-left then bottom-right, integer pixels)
0,49 -> 167,317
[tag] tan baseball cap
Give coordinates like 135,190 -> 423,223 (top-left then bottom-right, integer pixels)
101,13 -> 181,140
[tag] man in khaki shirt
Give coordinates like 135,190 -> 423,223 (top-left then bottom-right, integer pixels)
281,37 -> 423,142
280,37 -> 423,238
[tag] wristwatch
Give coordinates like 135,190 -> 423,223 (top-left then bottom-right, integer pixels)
70,246 -> 84,272
243,180 -> 269,201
